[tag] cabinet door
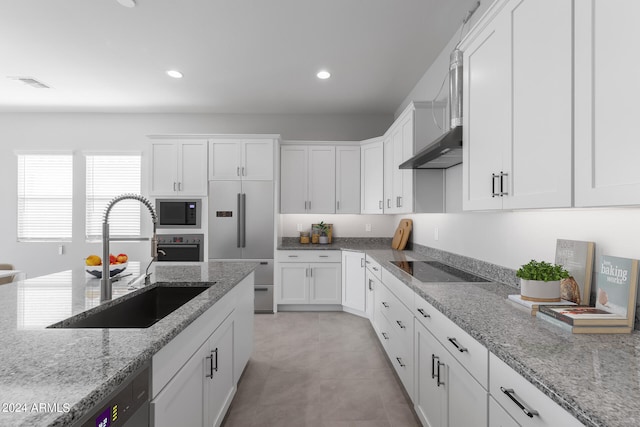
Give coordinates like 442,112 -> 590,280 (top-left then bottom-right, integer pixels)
151,340 -> 208,427
335,146 -> 361,213
179,141 -> 208,196
383,135 -> 395,213
341,251 -> 365,312
574,0 -> 640,206
308,146 -> 336,214
443,347 -> 488,427
242,139 -> 274,180
206,316 -> 235,427
280,146 -> 308,213
278,263 -> 309,304
391,126 -> 404,213
414,321 -> 446,427
503,0 -> 572,209
150,142 -> 179,195
360,140 -> 384,214
209,139 -> 242,180
489,396 -> 521,427
365,269 -> 377,321
309,262 -> 341,304
462,8 -> 510,210
398,113 -> 414,213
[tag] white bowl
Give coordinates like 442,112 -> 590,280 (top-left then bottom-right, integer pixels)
86,262 -> 128,279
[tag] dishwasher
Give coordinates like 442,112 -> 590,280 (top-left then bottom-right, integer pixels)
72,362 -> 150,427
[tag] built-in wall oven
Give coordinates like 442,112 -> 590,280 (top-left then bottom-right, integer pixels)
156,233 -> 204,262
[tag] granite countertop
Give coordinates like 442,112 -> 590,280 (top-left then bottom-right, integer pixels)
0,260 -> 258,427
360,248 -> 640,427
278,237 -> 393,251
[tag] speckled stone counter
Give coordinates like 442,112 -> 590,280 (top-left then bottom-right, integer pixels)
278,237 -> 393,251
362,248 -> 640,427
0,261 -> 258,427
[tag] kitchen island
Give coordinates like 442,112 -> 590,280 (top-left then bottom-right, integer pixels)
277,238 -> 640,427
0,261 -> 258,427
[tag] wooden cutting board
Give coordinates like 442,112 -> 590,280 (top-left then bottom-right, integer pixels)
391,219 -> 412,250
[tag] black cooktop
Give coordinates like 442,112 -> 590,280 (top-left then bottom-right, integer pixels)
389,260 -> 489,283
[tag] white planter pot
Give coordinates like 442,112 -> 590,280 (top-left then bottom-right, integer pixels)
520,279 -> 561,302
318,235 -> 329,244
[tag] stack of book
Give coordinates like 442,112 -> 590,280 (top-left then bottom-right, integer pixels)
507,294 -> 576,316
536,254 -> 639,334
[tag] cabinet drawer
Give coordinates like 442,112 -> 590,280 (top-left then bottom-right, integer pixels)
490,353 -> 582,427
277,250 -> 341,263
381,268 -> 414,310
415,295 -> 488,388
377,283 -> 413,349
365,255 -> 382,280
375,309 -> 413,398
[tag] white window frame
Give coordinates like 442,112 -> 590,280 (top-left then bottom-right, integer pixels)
16,151 -> 73,242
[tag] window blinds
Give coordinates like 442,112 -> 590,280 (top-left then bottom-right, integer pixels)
85,154 -> 141,240
17,154 -> 73,241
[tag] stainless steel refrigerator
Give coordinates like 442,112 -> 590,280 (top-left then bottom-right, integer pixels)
208,180 -> 274,312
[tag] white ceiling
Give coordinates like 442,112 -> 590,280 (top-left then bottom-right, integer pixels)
0,0 -> 477,115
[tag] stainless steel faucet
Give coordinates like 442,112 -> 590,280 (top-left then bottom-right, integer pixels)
101,194 -> 159,302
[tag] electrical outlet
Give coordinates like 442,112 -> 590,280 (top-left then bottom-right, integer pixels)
434,227 -> 439,241
365,224 -> 372,232
297,224 -> 303,232
58,244 -> 64,255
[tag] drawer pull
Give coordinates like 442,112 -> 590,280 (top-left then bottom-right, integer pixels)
417,308 -> 430,318
447,337 -> 468,353
366,260 -> 371,264
288,255 -> 299,258
396,357 -> 406,368
373,267 -> 379,271
500,387 -> 539,418
431,354 -> 438,379
319,255 -> 329,258
396,320 -> 406,329
436,361 -> 445,386
381,301 -> 389,308
381,332 -> 389,340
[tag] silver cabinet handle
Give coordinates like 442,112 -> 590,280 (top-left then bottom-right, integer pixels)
379,200 -> 383,210
396,196 -> 400,207
368,279 -> 374,290
447,337 -> 468,353
417,308 -> 430,318
436,360 -> 445,386
173,182 -> 177,191
309,267 -> 313,277
305,267 -> 309,277
242,166 -> 245,176
288,255 -> 299,258
381,301 -> 389,308
387,199 -> 391,208
500,171 -> 509,196
237,166 -> 240,176
501,387 -> 539,418
213,348 -> 218,372
304,201 -> 307,210
396,357 -> 406,368
255,287 -> 269,291
431,354 -> 438,379
337,200 -> 340,211
236,193 -> 242,248
373,267 -> 379,272
308,201 -> 311,210
319,255 -> 329,258
491,173 -> 499,197
381,332 -> 389,340
398,196 -> 402,207
396,320 -> 406,329
361,258 -> 365,268
205,353 -> 214,378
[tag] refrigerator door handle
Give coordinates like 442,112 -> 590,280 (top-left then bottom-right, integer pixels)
241,193 -> 247,248
237,193 -> 242,248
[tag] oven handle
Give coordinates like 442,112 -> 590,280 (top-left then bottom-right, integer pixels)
158,244 -> 200,249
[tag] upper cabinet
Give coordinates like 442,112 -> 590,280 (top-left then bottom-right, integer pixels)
574,0 -> 640,207
150,140 -> 208,196
209,138 -> 274,181
460,0 -> 573,210
360,138 -> 384,214
336,146 -> 361,214
280,145 -> 336,214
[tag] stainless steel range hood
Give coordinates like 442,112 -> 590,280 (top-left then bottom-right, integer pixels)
400,49 -> 463,170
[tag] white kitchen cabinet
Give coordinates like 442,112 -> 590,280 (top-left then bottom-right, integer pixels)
150,140 -> 208,196
341,251 -> 365,314
276,250 -> 341,306
365,267 -> 378,321
360,138 -> 384,214
414,319 -> 488,427
489,353 -> 583,427
209,138 -> 274,181
574,1 -> 640,206
335,146 -> 361,213
280,145 -> 336,214
205,316 -> 235,427
461,0 -> 572,210
490,396 -> 521,427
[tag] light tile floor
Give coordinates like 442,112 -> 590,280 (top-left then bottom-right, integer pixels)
222,311 -> 420,427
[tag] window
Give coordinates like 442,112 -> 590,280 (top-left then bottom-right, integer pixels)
85,154 -> 142,241
17,153 -> 73,242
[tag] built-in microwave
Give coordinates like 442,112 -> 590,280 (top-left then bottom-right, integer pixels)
156,199 -> 201,229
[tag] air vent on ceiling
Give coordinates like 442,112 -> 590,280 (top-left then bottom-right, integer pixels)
7,76 -> 51,89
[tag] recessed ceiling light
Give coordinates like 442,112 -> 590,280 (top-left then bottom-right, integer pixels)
166,70 -> 183,79
317,70 -> 331,80
116,0 -> 136,8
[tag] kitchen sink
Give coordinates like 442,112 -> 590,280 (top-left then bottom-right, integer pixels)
48,285 -> 212,329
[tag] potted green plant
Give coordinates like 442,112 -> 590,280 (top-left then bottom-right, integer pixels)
516,259 -> 570,302
317,221 -> 330,244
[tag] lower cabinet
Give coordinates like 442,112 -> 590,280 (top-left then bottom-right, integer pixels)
365,267 -> 379,321
278,262 -> 341,304
341,250 -> 366,313
414,320 -> 488,427
150,275 -> 254,427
